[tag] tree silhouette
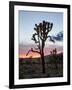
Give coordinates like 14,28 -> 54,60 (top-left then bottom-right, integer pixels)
26,20 -> 55,73
50,48 -> 58,72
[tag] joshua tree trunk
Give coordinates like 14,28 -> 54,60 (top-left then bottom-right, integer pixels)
41,41 -> 45,73
41,52 -> 45,73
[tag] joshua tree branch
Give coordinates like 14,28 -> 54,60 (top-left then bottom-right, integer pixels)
31,49 -> 40,54
47,36 -> 55,43
26,48 -> 40,56
32,33 -> 43,42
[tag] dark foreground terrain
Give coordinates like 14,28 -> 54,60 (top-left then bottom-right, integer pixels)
19,53 -> 63,79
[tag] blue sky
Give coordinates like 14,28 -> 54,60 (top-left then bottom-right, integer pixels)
19,10 -> 63,45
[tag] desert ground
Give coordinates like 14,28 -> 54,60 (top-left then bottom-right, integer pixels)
19,53 -> 63,79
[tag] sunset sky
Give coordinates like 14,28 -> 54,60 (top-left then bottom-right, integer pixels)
19,10 -> 63,58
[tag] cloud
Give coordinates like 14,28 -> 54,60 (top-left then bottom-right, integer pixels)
52,31 -> 63,41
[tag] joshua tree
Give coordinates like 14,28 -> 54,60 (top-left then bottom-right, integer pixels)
50,48 -> 58,72
26,20 -> 55,73
50,48 -> 57,55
